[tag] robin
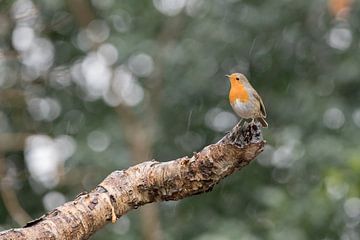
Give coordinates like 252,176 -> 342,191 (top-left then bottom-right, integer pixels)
226,73 -> 268,128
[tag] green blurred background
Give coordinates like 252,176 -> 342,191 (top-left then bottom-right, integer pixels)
0,0 -> 360,239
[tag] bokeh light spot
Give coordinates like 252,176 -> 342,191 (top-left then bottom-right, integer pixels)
344,197 -> 360,219
327,26 -> 352,50
128,53 -> 154,77
87,130 -> 111,152
205,108 -> 237,132
352,109 -> 360,128
81,52 -> 112,99
12,26 -> 34,51
27,97 -> 61,122
86,19 -> 110,43
153,0 -> 186,16
109,66 -> 144,107
97,43 -> 118,66
323,107 -> 345,129
25,135 -> 76,188
43,191 -> 66,211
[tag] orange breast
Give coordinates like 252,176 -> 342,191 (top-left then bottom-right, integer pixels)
229,82 -> 249,103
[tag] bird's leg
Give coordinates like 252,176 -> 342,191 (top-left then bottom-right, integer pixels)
239,118 -> 243,126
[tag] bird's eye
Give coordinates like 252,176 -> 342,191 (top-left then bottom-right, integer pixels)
236,77 -> 239,80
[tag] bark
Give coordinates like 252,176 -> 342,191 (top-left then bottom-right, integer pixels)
0,122 -> 265,240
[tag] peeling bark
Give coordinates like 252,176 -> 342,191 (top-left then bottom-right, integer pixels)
0,122 -> 265,240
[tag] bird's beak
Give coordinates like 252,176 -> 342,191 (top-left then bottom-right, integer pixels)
225,74 -> 230,78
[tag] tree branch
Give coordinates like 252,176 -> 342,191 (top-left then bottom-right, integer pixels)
0,154 -> 31,226
0,133 -> 28,152
0,122 -> 265,240
66,0 -> 95,28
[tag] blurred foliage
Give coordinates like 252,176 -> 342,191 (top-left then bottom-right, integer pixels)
0,0 -> 360,239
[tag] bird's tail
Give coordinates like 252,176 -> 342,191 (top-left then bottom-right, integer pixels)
257,118 -> 268,128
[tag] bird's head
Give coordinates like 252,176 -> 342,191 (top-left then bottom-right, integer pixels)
225,73 -> 249,85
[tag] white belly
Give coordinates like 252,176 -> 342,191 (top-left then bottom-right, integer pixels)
231,99 -> 258,119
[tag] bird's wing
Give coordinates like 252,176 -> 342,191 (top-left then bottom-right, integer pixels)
253,90 -> 267,118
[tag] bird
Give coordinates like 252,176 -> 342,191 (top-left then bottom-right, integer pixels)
226,73 -> 268,128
